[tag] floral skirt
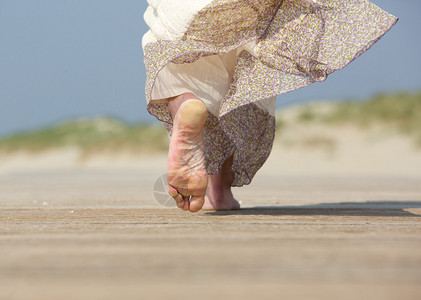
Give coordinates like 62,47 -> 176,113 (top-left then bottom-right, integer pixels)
142,0 -> 398,186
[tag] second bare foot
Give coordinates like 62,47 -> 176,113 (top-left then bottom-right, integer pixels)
203,155 -> 240,211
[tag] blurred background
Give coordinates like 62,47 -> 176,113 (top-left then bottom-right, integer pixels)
0,0 -> 420,175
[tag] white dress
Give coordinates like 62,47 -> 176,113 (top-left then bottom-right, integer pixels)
142,0 -> 276,117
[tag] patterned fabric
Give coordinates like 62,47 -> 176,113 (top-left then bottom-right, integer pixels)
143,0 -> 398,186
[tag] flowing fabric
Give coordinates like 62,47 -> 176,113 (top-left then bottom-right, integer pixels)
142,0 -> 398,186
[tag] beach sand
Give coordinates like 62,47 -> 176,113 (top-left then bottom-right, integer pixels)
1,168 -> 421,300
1,119 -> 421,299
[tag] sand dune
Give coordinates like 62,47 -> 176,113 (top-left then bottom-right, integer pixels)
1,123 -> 420,177
2,98 -> 421,177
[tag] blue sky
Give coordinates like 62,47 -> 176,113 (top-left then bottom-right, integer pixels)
0,0 -> 420,137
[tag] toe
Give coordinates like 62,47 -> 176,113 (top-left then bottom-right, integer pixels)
169,185 -> 187,210
177,199 -> 185,209
189,196 -> 205,213
182,198 -> 190,211
168,185 -> 178,198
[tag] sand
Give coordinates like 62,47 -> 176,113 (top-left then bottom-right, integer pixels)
2,106 -> 421,177
1,122 -> 421,299
0,169 -> 421,300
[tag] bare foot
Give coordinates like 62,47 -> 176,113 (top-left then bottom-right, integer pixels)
167,94 -> 208,213
203,155 -> 240,211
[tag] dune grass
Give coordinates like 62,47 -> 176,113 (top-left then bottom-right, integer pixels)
291,91 -> 421,146
1,92 -> 420,155
0,117 -> 169,155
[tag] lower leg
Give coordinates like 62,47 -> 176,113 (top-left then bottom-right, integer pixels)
203,155 -> 240,210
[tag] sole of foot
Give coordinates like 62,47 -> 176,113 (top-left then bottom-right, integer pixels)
167,99 -> 209,213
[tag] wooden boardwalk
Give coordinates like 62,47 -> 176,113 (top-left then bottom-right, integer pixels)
1,171 -> 420,299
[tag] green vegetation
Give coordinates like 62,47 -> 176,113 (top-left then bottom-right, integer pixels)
296,106 -> 318,122
324,92 -> 421,126
1,92 -> 420,155
0,117 -> 169,155
292,91 -> 421,146
328,92 -> 421,146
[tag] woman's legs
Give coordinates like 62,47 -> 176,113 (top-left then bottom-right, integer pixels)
203,155 -> 240,210
166,92 -> 240,212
